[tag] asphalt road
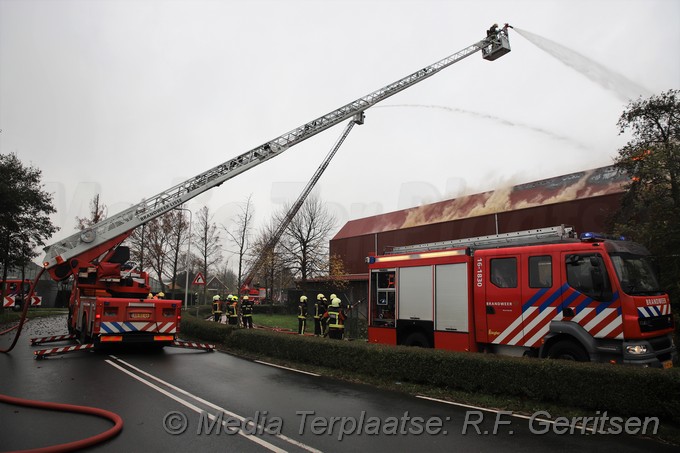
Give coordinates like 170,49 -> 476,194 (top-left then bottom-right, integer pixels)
1,315 -> 676,452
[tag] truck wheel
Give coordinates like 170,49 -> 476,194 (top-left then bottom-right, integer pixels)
403,332 -> 430,348
547,340 -> 589,362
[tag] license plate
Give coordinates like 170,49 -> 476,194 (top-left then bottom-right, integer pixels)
663,360 -> 673,369
130,313 -> 151,319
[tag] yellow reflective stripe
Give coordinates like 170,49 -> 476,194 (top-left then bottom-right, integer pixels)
328,310 -> 342,328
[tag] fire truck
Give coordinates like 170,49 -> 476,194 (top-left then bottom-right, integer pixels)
32,26 -> 512,357
2,279 -> 42,310
366,225 -> 676,368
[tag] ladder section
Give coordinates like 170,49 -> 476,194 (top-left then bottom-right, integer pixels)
42,30 -> 507,274
386,225 -> 577,255
242,113 -> 364,289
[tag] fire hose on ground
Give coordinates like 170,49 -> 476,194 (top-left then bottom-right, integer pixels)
1,269 -> 124,452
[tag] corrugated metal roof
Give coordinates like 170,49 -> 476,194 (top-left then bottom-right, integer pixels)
333,166 -> 628,240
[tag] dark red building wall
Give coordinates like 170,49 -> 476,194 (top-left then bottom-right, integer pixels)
331,193 -> 623,275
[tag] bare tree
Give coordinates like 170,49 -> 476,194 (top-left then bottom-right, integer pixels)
215,263 -> 238,295
224,195 -> 255,293
194,205 -> 223,304
128,224 -> 146,272
166,209 -> 191,298
280,196 -> 337,287
145,215 -> 174,290
250,219 -> 289,302
75,194 -> 107,230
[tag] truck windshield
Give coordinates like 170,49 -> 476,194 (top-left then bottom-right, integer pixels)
610,253 -> 662,295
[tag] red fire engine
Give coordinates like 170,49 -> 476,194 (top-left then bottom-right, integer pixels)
367,225 -> 676,368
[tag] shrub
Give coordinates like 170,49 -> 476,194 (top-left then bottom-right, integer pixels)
180,319 -> 680,421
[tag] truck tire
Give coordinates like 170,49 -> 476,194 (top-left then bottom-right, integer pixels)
547,340 -> 589,362
403,332 -> 430,348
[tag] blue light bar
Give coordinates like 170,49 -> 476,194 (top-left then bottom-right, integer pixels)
580,232 -> 627,241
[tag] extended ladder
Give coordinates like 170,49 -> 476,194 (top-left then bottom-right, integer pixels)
42,27 -> 512,279
242,113 -> 364,290
386,225 -> 577,255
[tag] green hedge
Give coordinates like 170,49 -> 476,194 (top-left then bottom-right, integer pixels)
180,315 -> 680,421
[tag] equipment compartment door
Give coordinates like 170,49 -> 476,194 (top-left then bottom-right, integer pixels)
398,266 -> 433,322
484,256 -> 523,345
435,263 -> 469,332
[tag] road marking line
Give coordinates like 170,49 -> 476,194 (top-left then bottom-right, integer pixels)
105,359 -> 285,452
106,357 -> 321,452
416,395 -> 599,434
255,360 -> 320,377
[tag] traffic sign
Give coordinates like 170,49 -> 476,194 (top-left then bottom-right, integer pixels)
192,273 -> 206,286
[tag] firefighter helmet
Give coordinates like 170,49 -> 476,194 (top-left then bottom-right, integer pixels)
213,294 -> 221,301
331,298 -> 341,307
330,293 -> 337,300
243,295 -> 249,301
157,292 -> 165,298
317,293 -> 324,300
300,295 -> 308,302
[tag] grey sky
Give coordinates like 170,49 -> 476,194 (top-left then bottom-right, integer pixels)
1,0 -> 678,266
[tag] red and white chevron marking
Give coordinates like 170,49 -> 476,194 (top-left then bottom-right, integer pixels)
30,334 -> 77,345
34,343 -> 95,359
100,321 -> 177,334
170,340 -> 215,351
2,295 -> 42,307
492,306 -> 623,349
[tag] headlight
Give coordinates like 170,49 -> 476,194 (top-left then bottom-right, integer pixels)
626,344 -> 648,355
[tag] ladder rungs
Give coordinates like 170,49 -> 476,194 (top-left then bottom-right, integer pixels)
387,225 -> 575,254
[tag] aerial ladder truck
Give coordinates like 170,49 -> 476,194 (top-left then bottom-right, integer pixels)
26,25 -> 512,358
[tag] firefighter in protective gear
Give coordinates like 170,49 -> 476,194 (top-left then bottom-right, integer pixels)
212,294 -> 222,322
323,297 -> 346,340
241,295 -> 254,329
228,295 -> 239,326
487,23 -> 499,37
298,295 -> 308,335
319,295 -> 329,336
313,293 -> 326,336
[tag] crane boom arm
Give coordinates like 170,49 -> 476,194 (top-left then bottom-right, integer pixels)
42,27 -> 510,281
241,112 -> 364,292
